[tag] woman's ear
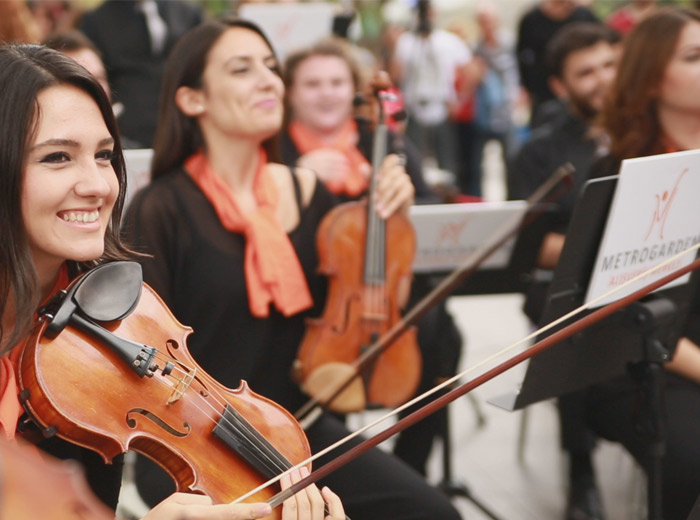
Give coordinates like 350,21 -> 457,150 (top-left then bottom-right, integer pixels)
175,86 -> 205,117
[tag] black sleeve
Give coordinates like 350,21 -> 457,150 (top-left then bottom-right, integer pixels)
516,12 -> 534,94
507,133 -> 551,201
277,129 -> 302,167
684,292 -> 700,347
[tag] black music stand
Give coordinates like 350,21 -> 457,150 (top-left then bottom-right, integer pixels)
491,176 -> 700,520
411,204 -> 556,520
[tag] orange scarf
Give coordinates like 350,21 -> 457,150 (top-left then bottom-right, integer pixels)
288,119 -> 370,197
186,149 -> 313,318
0,264 -> 69,440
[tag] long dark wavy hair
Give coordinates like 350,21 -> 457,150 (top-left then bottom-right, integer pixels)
0,44 -> 132,351
151,17 -> 281,181
603,7 -> 700,160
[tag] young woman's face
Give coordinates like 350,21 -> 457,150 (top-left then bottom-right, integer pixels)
22,84 -> 118,277
198,27 -> 284,142
287,55 -> 355,134
658,21 -> 700,117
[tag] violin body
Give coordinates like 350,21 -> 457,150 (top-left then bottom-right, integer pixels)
19,280 -> 311,517
295,200 -> 421,413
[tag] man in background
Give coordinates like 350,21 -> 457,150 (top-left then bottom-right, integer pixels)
516,0 -> 598,127
81,0 -> 203,148
509,22 -> 621,520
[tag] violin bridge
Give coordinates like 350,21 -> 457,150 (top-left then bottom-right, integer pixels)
167,367 -> 196,405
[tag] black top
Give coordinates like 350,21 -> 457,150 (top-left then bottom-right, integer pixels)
510,110 -> 602,233
516,5 -> 598,113
81,0 -> 203,147
278,118 -> 439,204
123,168 -> 337,412
508,109 -> 603,323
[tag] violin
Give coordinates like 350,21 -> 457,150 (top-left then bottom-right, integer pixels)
293,77 -> 421,414
17,262 -> 311,518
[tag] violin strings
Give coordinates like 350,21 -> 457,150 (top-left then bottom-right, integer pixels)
233,241 -> 700,504
143,351 -> 293,476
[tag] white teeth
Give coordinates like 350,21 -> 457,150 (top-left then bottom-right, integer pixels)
62,210 -> 99,223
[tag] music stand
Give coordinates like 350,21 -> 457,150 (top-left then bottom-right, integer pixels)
491,175 -> 700,520
408,202 -> 555,519
413,203 -> 556,296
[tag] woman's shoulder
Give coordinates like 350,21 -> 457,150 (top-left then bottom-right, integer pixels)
131,169 -> 193,204
125,168 -> 196,224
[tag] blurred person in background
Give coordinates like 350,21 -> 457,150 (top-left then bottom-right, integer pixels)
582,8 -> 700,519
510,22 -> 621,520
606,0 -> 657,36
0,0 -> 41,44
80,0 -> 204,148
43,29 -> 141,149
391,0 -> 471,177
463,0 -> 521,198
516,0 -> 598,127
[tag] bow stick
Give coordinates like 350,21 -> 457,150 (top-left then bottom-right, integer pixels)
258,243 -> 700,508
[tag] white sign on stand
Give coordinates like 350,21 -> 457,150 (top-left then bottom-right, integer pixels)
584,149 -> 700,307
237,3 -> 336,61
123,148 -> 153,210
409,201 -> 528,273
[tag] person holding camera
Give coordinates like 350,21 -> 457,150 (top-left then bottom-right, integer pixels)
390,0 -> 470,178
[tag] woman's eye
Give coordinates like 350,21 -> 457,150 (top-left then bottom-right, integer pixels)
232,67 -> 249,75
96,149 -> 115,162
40,152 -> 70,164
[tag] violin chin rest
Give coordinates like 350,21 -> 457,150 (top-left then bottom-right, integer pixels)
304,363 -> 366,414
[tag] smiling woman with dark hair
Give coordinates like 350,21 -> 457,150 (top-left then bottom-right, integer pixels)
0,42 -> 343,520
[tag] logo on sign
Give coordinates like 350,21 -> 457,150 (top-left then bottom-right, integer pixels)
644,168 -> 687,241
436,216 -> 472,247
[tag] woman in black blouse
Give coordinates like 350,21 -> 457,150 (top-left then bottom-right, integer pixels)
0,42 -> 342,520
124,16 -> 461,520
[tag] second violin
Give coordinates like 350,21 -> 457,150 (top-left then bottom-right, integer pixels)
293,86 -> 421,413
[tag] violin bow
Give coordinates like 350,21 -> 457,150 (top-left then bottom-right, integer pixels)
242,242 -> 700,509
294,162 -> 575,425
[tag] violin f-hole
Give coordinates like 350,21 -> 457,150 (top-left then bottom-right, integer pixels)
126,408 -> 190,438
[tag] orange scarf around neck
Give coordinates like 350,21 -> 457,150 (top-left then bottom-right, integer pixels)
288,119 -> 370,197
0,264 -> 70,440
186,149 -> 313,318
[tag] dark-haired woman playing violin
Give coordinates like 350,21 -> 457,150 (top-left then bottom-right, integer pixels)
124,16 -> 461,520
0,42 -> 343,520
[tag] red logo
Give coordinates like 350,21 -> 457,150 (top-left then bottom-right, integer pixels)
644,168 -> 687,241
436,216 -> 472,247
